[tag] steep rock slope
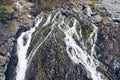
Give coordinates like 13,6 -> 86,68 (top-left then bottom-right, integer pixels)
0,0 -> 119,80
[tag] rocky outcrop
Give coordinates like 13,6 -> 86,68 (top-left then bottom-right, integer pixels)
96,18 -> 120,80
25,27 -> 90,80
2,1 -> 36,80
66,1 -> 120,79
0,0 -> 119,80
0,22 -> 16,79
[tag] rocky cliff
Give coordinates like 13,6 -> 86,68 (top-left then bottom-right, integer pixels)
0,0 -> 119,80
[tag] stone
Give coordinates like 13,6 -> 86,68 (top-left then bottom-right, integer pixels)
0,45 -> 7,56
94,15 -> 102,22
0,55 -> 6,67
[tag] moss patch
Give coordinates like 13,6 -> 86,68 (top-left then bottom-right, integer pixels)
82,24 -> 94,40
27,23 -> 52,57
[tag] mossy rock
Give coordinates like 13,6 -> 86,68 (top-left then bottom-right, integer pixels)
0,6 -> 11,23
27,23 -> 52,57
76,21 -> 81,36
82,24 -> 94,40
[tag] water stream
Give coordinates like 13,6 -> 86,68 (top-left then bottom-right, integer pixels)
16,17 -> 42,80
16,12 -> 106,80
57,14 -> 105,80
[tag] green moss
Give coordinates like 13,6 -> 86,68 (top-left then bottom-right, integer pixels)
83,24 -> 94,40
76,21 -> 81,35
0,0 -> 14,5
27,23 -> 52,57
69,19 -> 73,27
86,42 -> 92,55
0,6 -> 11,22
64,16 -> 71,24
51,12 -> 57,20
96,65 -> 107,75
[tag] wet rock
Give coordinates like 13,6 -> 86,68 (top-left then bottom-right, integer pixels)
96,20 -> 120,79
1,0 -> 120,80
25,27 -> 90,80
94,15 -> 102,22
0,45 -> 7,56
5,43 -> 18,80
84,5 -> 92,17
0,56 -> 6,67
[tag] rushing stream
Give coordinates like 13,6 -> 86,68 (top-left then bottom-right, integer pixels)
16,11 -> 106,80
16,17 -> 42,80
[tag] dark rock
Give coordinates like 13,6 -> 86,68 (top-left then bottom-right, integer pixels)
96,21 -> 120,79
25,28 -> 90,80
0,56 -> 6,67
14,25 -> 29,39
61,9 -> 78,18
5,43 -> 18,80
0,45 -> 7,56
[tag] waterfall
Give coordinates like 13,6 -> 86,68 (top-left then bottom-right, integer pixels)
57,15 -> 104,80
15,12 -> 106,80
15,16 -> 42,80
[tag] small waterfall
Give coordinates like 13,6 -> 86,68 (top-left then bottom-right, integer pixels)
16,16 -> 42,80
57,16 -> 104,80
16,27 -> 35,80
15,12 -> 106,80
27,13 -> 59,65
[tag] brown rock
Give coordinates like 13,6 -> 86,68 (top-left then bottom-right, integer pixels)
0,45 -> 7,55
0,67 -> 4,73
7,39 -> 13,47
0,55 -> 6,67
94,15 -> 102,22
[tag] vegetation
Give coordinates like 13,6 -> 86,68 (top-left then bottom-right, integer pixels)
76,21 -> 81,36
0,6 -> 11,22
83,24 -> 94,40
27,23 -> 52,57
27,0 -> 69,10
0,0 -> 13,23
97,66 -> 113,80
0,0 -> 14,6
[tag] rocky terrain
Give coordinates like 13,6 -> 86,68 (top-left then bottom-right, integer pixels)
0,0 -> 119,80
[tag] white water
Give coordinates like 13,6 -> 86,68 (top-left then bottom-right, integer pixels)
16,16 -> 42,80
16,12 -> 106,80
57,15 -> 105,80
27,12 -> 59,65
16,28 -> 35,80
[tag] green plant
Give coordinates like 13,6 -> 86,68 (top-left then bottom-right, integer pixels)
76,21 -> 81,35
0,6 -> 11,22
83,24 -> 94,40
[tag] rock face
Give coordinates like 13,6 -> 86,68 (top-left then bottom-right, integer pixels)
0,21 -> 16,79
97,21 -> 120,80
26,29 -> 90,80
0,0 -> 119,80
3,1 -> 35,80
102,0 -> 120,21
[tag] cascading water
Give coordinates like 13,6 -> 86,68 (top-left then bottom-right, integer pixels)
16,11 -> 107,80
57,14 -> 105,80
15,16 -> 42,80
16,27 -> 35,80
